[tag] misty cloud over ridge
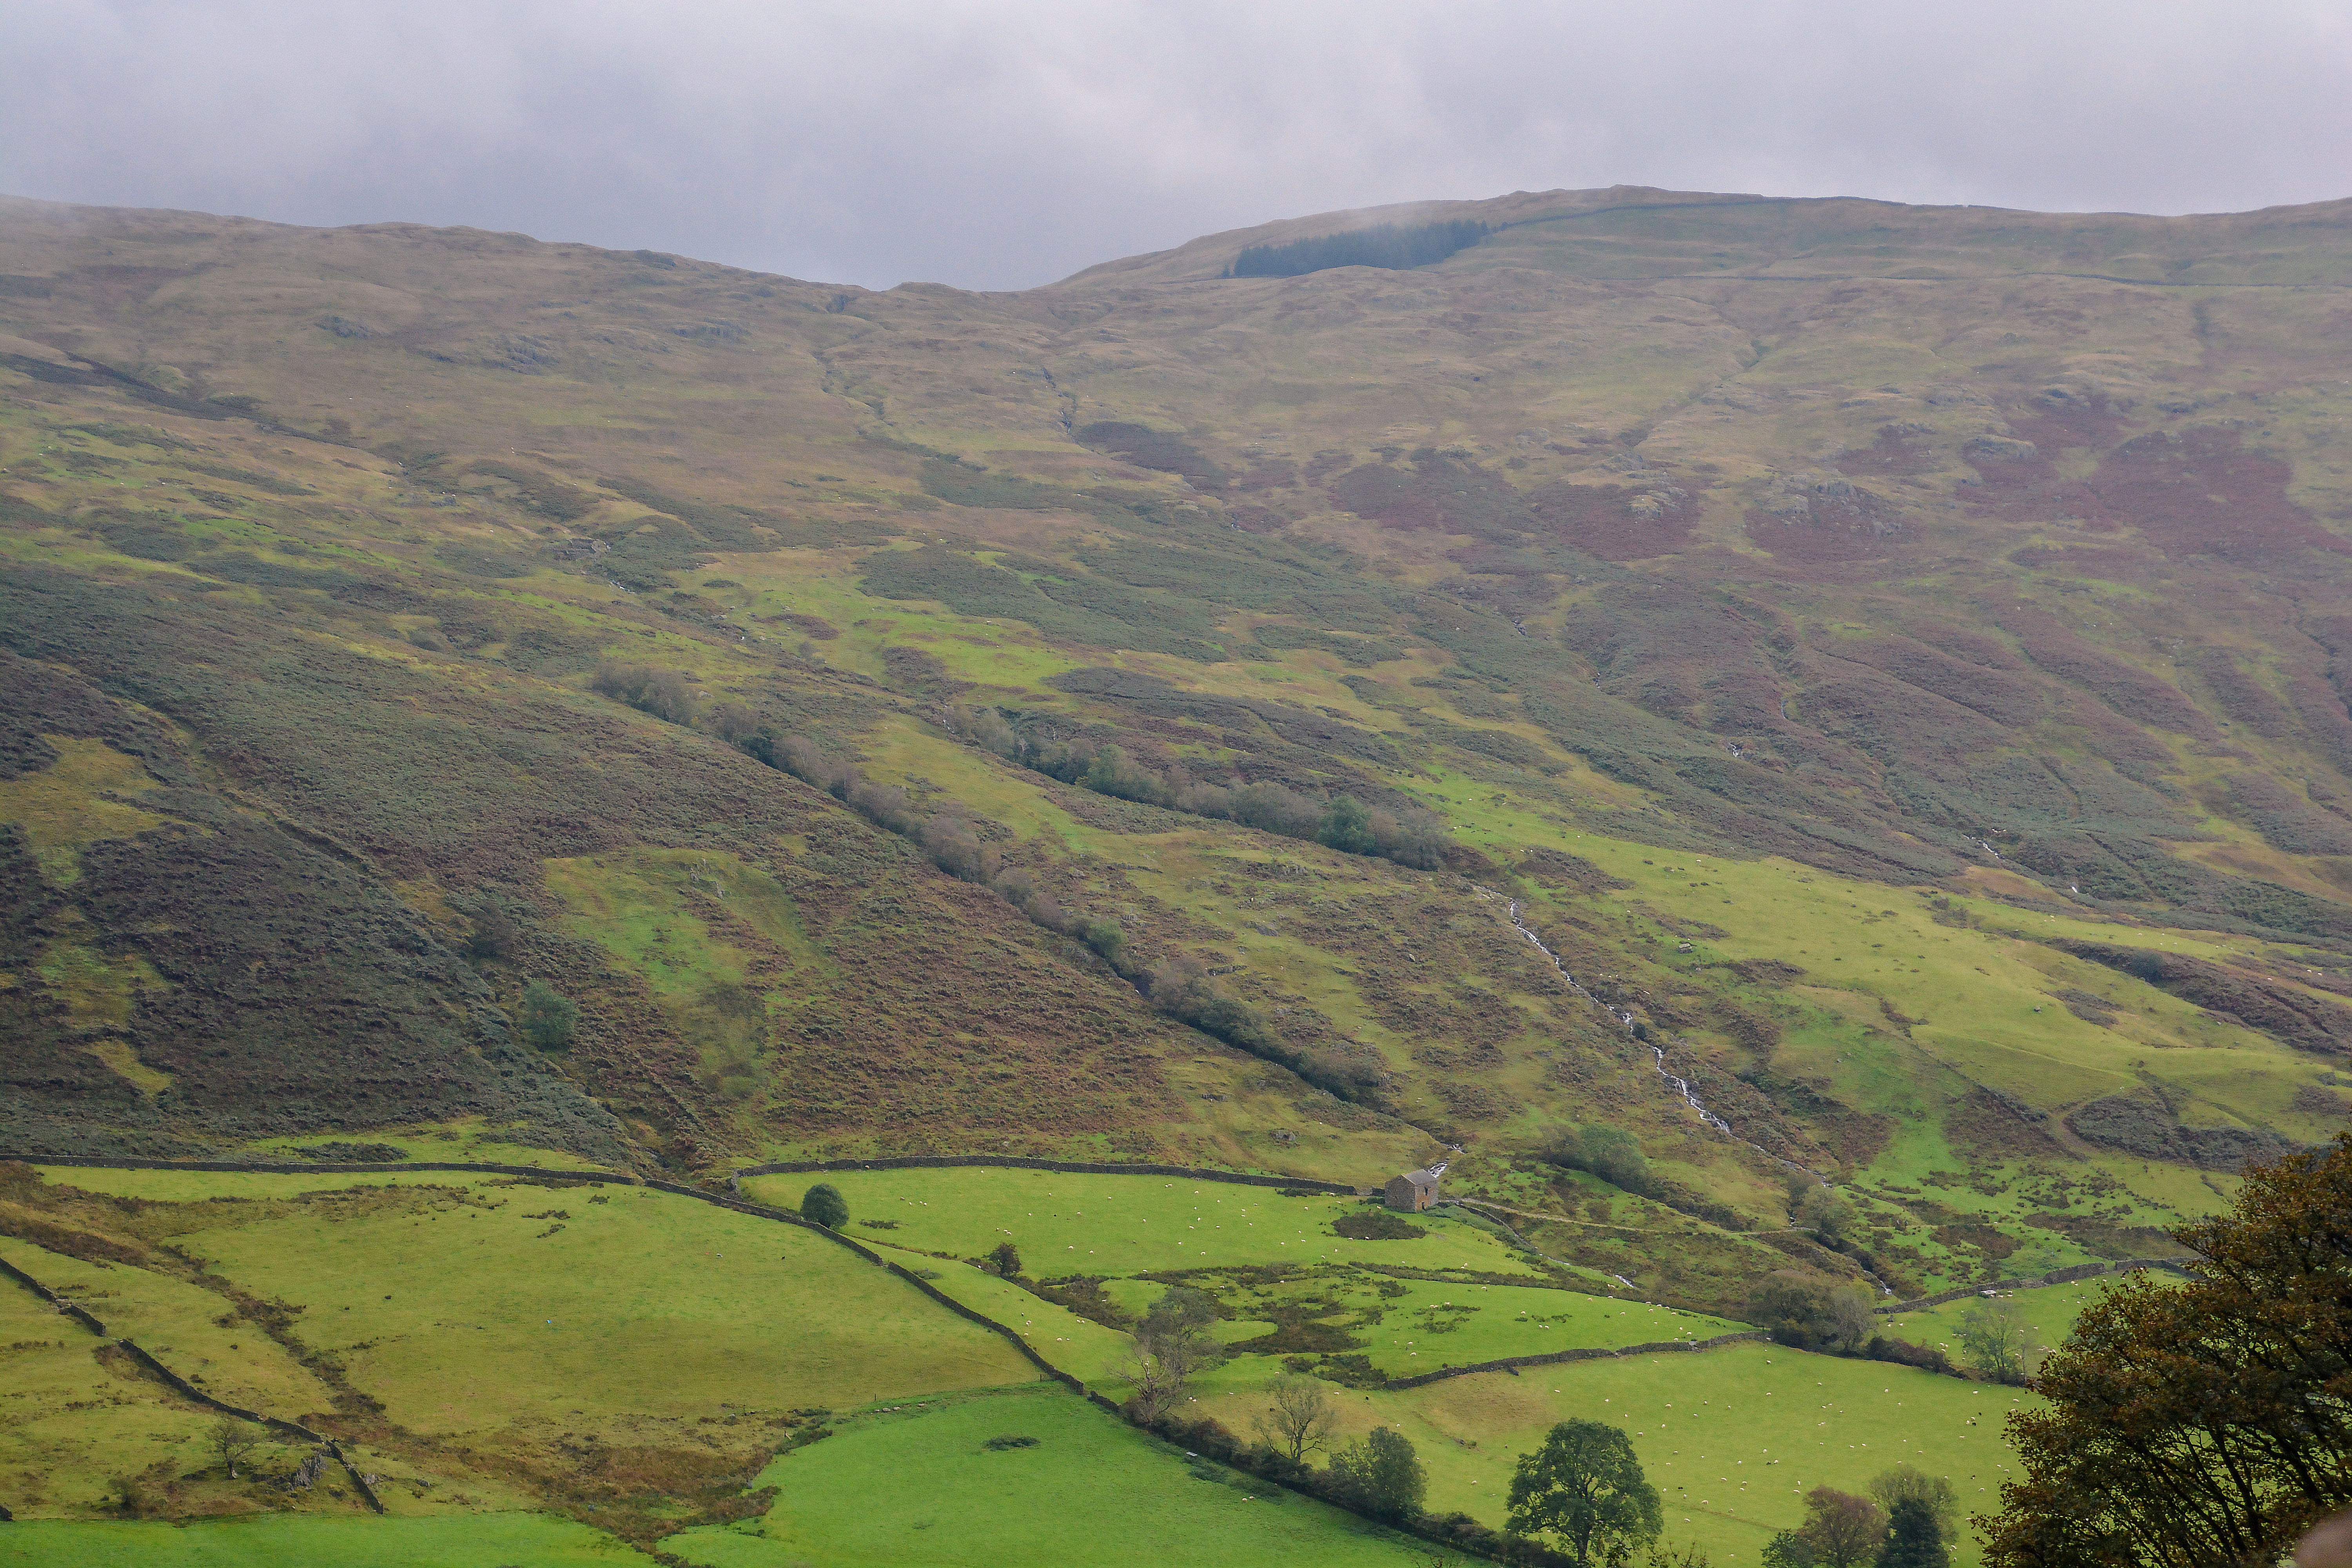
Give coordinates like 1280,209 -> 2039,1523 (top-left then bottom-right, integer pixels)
7,0 -> 2350,290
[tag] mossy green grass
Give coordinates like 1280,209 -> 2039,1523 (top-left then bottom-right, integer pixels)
149,1174 -> 1034,1437
0,1514 -> 659,1567
738,1167 -> 1543,1278
670,1388 -> 1437,1568
1200,1340 -> 2044,1567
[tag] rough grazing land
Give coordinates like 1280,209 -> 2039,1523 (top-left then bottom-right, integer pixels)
4,185 -> 2352,1555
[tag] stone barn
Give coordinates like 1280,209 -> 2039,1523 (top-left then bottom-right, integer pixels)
1384,1168 -> 1441,1211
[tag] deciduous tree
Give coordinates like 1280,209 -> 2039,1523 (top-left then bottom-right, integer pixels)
1251,1372 -> 1337,1464
210,1416 -> 260,1479
1797,1487 -> 1887,1568
1983,1134 -> 2352,1568
1877,1498 -> 1949,1568
1505,1418 -> 1663,1566
1330,1426 -> 1426,1521
1956,1297 -> 2030,1385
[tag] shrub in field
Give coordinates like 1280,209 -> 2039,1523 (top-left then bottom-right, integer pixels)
1748,1272 -> 1875,1355
517,979 -> 578,1050
1548,1123 -> 1656,1196
1332,1211 -> 1426,1240
800,1183 -> 848,1229
591,661 -> 696,724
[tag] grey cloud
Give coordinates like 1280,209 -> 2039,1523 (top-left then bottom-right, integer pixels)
5,0 -> 2349,290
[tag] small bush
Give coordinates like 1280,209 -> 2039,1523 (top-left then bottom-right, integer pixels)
516,979 -> 578,1050
591,661 -> 696,724
1548,1123 -> 1656,1196
1333,1211 -> 1427,1240
801,1183 -> 848,1229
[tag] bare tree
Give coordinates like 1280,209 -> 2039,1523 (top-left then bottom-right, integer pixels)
1121,1329 -> 1211,1423
210,1415 -> 261,1479
1251,1372 -> 1337,1463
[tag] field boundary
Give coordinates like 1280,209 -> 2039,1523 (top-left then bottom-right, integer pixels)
0,1250 -> 386,1512
1381,1330 -> 1772,1390
1872,1256 -> 2187,1315
730,1155 -> 1363,1195
12,1154 -> 621,1180
6,1153 -> 1535,1564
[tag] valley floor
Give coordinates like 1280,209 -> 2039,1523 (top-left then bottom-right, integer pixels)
0,1158 -> 2101,1565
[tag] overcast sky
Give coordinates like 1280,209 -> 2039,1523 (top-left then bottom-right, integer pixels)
7,1 -> 2349,292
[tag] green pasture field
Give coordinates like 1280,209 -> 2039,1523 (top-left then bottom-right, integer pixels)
738,1167 -> 1548,1278
1198,1340 -> 2041,1568
0,1262 -> 226,1519
0,1236 -> 338,1425
771,1168 -> 1737,1385
885,1250 -> 1136,1384
145,1174 -> 1034,1437
1879,1277 -> 2111,1363
0,1514 -> 660,1567
670,1388 -> 1438,1568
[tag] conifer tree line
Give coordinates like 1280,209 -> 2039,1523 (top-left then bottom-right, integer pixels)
1227,220 -> 1492,278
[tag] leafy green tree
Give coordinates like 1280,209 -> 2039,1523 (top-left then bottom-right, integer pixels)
1763,1533 -> 1819,1568
1505,1418 -> 1663,1566
1875,1499 -> 1948,1568
800,1182 -> 847,1229
1328,1426 -> 1425,1521
1867,1465 -> 1957,1539
1316,793 -> 1378,856
1796,1487 -> 1887,1568
1797,1184 -> 1857,1244
990,1240 -> 1022,1277
516,979 -> 578,1050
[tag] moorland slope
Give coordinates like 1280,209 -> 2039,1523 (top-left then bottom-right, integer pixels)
4,183 -> 2350,1310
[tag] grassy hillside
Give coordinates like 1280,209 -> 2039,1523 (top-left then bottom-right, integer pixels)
2,182 -> 2348,1555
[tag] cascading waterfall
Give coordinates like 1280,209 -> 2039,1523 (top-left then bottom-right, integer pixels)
1486,891 -> 1889,1293
1488,891 -> 1832,1181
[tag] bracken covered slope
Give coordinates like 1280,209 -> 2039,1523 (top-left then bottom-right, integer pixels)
4,185 -> 2350,1295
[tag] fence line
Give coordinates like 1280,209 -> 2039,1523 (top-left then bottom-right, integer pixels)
0,1249 -> 384,1512
0,1153 -> 1496,1562
1871,1256 -> 2187,1316
1383,1331 -> 1771,1390
730,1154 -> 1361,1196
